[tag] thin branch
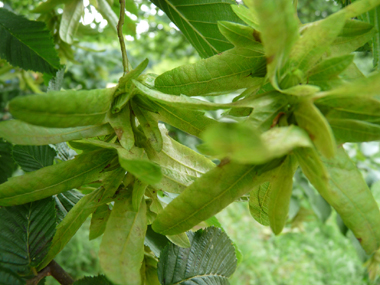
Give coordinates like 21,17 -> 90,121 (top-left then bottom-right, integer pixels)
26,260 -> 74,285
117,0 -> 130,75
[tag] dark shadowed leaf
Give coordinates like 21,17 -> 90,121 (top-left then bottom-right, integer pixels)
0,8 -> 60,75
0,266 -> 24,285
12,145 -> 56,172
0,139 -> 17,184
158,227 -> 236,285
54,189 -> 84,224
73,274 -> 113,285
0,198 -> 56,276
151,0 -> 243,58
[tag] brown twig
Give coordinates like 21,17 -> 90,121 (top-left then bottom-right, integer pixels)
26,260 -> 74,285
117,0 -> 130,75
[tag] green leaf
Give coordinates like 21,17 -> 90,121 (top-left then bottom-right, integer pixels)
107,105 -> 134,150
73,275 -> 113,285
218,21 -> 262,48
32,0 -> 71,13
9,87 -> 116,128
328,119 -> 380,142
0,8 -> 61,75
0,149 -> 115,206
320,147 -> 380,254
152,159 -> 282,235
157,227 -> 237,284
54,189 -> 84,224
150,101 -> 216,138
249,182 -> 271,226
166,232 -> 191,248
96,0 -> 118,34
117,148 -> 162,185
150,0 -> 243,58
0,120 -> 114,145
330,20 -> 376,57
89,204 -> 111,240
146,125 -> 215,194
248,0 -> 299,87
286,12 -> 346,76
294,100 -> 336,158
367,7 -> 380,69
154,47 -> 266,96
0,197 -> 56,276
99,191 -> 147,285
341,0 -> 380,19
268,155 -> 298,235
246,91 -> 289,132
60,0 -> 84,44
132,179 -> 148,212
307,55 -> 354,80
144,225 -> 170,257
0,139 -> 17,184
295,172 -> 332,223
0,267 -> 24,285
315,72 -> 380,99
201,124 -> 312,164
39,169 -> 125,270
12,145 -> 56,172
231,4 -> 259,29
132,100 -> 163,152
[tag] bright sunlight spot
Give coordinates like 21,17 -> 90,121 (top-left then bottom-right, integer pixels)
0,2 -> 4,8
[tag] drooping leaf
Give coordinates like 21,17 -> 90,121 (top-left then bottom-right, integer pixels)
96,0 -> 118,34
9,87 -> 116,128
150,101 -> 216,138
73,275 -> 113,285
132,179 -> 148,212
157,227 -> 237,285
330,20 -> 376,57
117,148 -> 162,185
201,124 -> 312,164
60,0 -> 84,44
0,8 -> 61,75
268,155 -> 298,235
341,0 -> 380,19
218,21 -> 262,48
54,189 -> 84,224
132,100 -> 163,152
99,191 -> 147,285
152,159 -> 282,235
12,145 -> 56,172
315,72 -> 380,99
231,4 -> 259,29
295,172 -> 332,223
249,182 -> 271,226
154,47 -> 265,96
248,0 -> 299,87
307,55 -> 354,80
166,232 -> 191,249
0,149 -> 115,206
246,91 -> 289,132
89,204 -> 111,240
151,0 -> 243,58
0,197 -> 56,276
0,267 -> 24,285
328,119 -> 380,142
107,104 -> 134,150
286,12 -> 346,77
145,125 -> 215,194
0,120 -> 114,145
0,139 -> 17,184
39,169 -> 125,270
319,147 -> 380,254
294,100 -> 336,158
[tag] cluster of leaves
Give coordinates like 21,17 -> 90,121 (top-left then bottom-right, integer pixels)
1,0 -> 380,284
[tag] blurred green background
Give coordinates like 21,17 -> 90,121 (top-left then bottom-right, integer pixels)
1,0 -> 380,284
